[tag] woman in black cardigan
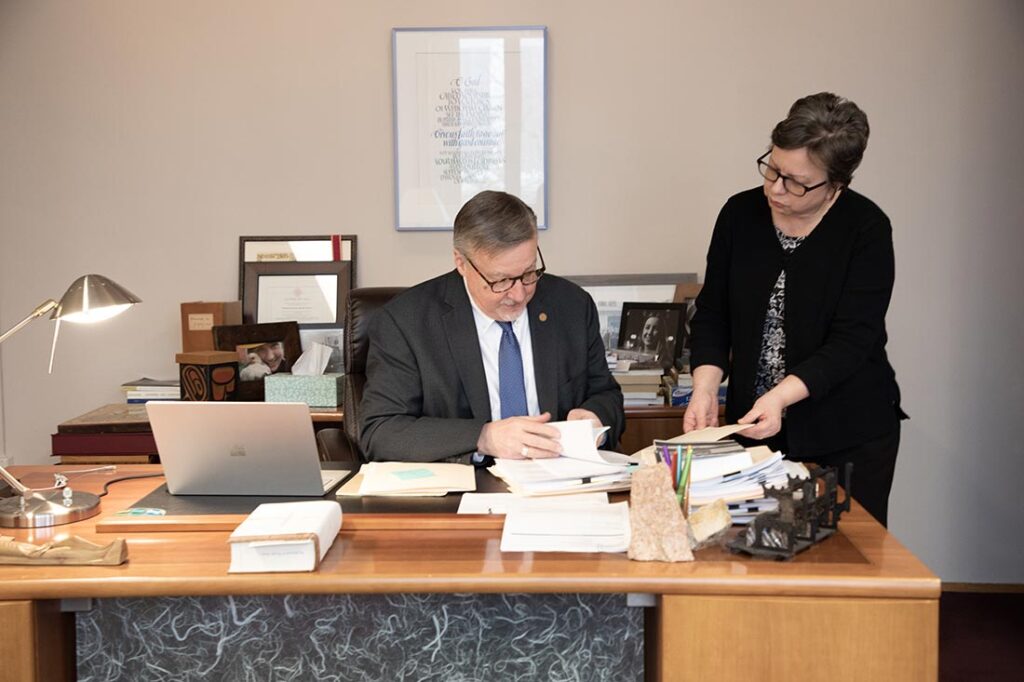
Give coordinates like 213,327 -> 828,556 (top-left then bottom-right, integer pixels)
685,92 -> 905,526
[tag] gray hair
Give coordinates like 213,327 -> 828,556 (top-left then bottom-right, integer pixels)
771,92 -> 870,187
453,190 -> 537,256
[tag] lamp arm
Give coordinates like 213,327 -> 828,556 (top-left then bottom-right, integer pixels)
0,299 -> 58,345
0,464 -> 29,495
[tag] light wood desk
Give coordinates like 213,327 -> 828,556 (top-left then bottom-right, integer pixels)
0,466 -> 938,681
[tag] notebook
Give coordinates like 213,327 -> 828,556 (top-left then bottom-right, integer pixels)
146,401 -> 352,496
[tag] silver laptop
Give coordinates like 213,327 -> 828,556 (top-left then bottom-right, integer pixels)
147,401 -> 350,496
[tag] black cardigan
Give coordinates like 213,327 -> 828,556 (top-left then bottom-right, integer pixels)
690,187 -> 902,456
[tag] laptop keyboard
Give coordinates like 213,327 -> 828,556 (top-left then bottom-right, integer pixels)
320,470 -> 346,492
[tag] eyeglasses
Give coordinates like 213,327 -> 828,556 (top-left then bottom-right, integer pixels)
757,151 -> 829,197
464,247 -> 546,293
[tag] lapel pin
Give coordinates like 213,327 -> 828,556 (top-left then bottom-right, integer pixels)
538,312 -> 548,322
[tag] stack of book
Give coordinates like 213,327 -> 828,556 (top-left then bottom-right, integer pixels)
612,369 -> 664,407
121,377 -> 180,404
52,403 -> 159,464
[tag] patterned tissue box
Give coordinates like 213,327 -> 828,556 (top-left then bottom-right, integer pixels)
264,373 -> 344,407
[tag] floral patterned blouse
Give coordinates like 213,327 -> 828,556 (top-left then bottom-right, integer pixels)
753,227 -> 806,397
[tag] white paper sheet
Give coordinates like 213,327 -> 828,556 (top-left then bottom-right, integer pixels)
499,501 -> 631,553
457,492 -> 609,515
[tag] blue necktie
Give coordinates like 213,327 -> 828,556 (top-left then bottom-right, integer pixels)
498,321 -> 528,419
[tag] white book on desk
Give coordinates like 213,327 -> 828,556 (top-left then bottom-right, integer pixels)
228,500 -> 341,573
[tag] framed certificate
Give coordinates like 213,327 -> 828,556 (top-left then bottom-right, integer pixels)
242,261 -> 351,330
393,26 -> 547,230
238,235 -> 357,300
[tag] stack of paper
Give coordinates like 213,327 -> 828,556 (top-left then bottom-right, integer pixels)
500,501 -> 631,553
228,500 -> 341,573
489,420 -> 636,496
687,446 -> 809,524
337,462 -> 476,497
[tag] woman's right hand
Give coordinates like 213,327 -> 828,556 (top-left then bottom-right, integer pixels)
683,388 -> 719,432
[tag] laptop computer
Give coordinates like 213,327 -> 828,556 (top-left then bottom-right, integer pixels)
147,401 -> 352,496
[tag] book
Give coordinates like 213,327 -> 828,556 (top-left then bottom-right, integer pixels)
51,431 -> 158,455
120,377 -> 180,390
57,403 -> 152,434
228,501 -> 341,573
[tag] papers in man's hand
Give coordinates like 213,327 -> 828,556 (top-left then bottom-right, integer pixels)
338,462 -> 476,497
228,500 -> 341,573
458,492 -> 609,515
500,501 -> 631,553
489,420 -> 635,496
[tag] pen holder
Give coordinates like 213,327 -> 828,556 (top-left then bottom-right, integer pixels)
627,463 -> 694,562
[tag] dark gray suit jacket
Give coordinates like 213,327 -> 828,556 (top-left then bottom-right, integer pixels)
359,270 -> 624,462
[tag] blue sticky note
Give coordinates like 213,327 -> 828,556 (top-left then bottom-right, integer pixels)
392,468 -> 435,481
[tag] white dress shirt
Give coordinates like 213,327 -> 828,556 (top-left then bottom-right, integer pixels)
464,280 -> 541,421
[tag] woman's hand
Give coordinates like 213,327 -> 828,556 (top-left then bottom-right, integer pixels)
737,393 -> 785,439
738,375 -> 811,440
683,389 -> 719,432
683,365 -> 725,433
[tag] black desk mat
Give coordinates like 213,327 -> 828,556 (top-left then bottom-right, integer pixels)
128,467 -> 506,516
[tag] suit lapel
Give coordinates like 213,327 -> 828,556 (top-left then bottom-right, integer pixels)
441,271 -> 492,421
528,282 -> 560,416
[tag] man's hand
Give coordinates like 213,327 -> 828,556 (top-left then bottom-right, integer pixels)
567,408 -> 607,446
477,412 -> 561,459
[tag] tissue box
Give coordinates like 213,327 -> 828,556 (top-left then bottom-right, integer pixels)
264,373 -> 344,407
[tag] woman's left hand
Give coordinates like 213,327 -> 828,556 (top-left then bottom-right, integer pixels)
737,393 -> 785,440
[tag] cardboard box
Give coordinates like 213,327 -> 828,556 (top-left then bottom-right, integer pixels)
180,301 -> 242,352
265,373 -> 344,408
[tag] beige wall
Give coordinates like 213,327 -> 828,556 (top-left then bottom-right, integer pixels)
1,1 -> 1022,582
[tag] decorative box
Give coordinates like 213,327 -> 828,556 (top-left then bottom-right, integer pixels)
264,373 -> 344,408
176,351 -> 238,401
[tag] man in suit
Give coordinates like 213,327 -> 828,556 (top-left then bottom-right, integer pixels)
360,190 -> 624,463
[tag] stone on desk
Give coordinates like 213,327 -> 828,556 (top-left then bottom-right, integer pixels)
688,498 -> 732,550
627,463 -> 694,562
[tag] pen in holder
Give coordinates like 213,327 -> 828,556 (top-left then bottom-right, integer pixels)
659,444 -> 694,519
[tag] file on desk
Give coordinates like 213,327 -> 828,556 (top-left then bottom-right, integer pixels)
500,501 -> 631,553
228,500 -> 341,573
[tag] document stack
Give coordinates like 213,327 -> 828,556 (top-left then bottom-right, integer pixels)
490,421 -> 637,496
673,443 -> 809,524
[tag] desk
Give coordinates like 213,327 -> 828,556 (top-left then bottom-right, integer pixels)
0,466 -> 938,681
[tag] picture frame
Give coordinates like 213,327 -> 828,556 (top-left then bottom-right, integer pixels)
564,273 -> 698,351
242,261 -> 351,331
616,302 -> 689,370
392,26 -> 547,231
212,321 -> 302,401
238,235 -> 357,300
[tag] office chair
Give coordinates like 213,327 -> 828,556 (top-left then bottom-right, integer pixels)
342,287 -> 406,461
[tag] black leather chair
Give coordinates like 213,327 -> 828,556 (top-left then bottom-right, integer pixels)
342,287 -> 406,461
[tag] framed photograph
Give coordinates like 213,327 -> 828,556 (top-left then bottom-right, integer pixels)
616,302 -> 688,370
299,328 -> 345,374
238,235 -> 357,299
564,273 -> 698,350
242,261 -> 351,331
393,26 -> 547,230
213,322 -> 302,401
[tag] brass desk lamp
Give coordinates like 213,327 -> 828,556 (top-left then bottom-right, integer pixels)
0,274 -> 140,528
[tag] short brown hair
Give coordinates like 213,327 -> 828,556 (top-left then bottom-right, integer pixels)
453,190 -> 537,256
771,92 -> 870,187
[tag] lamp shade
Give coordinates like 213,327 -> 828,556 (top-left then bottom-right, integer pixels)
52,274 -> 141,323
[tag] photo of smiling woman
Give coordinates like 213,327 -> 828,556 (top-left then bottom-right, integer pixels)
685,92 -> 906,526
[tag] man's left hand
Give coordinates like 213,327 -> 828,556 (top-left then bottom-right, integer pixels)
567,408 -> 607,446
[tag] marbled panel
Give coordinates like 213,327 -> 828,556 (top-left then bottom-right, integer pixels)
77,593 -> 643,681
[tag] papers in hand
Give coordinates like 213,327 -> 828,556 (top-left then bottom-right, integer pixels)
228,501 -> 341,573
500,501 -> 631,553
338,462 -> 476,497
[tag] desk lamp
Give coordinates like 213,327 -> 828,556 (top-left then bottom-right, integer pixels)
0,274 -> 140,528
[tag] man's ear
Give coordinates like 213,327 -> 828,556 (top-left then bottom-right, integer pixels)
453,249 -> 467,277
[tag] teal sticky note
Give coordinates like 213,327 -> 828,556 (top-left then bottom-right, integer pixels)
392,468 -> 435,481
